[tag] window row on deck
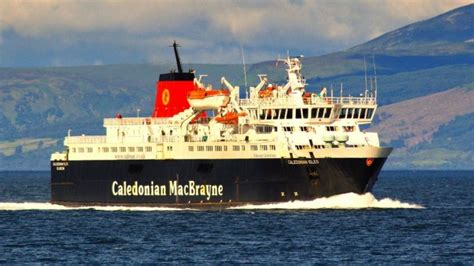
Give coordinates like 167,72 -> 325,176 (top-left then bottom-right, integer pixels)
70,146 -> 153,153
282,125 -> 354,133
187,144 -> 276,152
249,107 -> 375,120
339,107 -> 374,119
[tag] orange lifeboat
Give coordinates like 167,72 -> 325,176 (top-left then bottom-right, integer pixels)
187,89 -> 230,110
215,112 -> 247,124
303,92 -> 312,104
259,86 -> 275,98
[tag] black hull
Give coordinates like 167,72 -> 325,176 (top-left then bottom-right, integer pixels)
51,158 -> 387,208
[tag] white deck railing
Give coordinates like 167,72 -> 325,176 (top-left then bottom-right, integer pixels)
65,136 -> 106,144
240,96 -> 376,106
103,117 -> 171,126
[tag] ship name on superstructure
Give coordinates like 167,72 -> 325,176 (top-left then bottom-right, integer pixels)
287,159 -> 319,165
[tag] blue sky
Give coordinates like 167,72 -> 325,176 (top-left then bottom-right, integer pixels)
0,0 -> 471,67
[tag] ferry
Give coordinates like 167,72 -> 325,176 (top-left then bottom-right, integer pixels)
50,42 -> 392,207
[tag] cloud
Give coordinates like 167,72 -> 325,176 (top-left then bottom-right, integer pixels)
0,0 -> 472,65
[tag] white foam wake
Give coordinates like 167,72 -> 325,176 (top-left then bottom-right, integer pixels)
230,193 -> 424,210
0,193 -> 423,211
0,202 -> 182,211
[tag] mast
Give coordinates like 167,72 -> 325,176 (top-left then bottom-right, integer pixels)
240,45 -> 249,98
364,56 -> 368,98
171,41 -> 183,73
372,55 -> 378,101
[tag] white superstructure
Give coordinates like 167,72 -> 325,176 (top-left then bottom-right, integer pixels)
52,56 -> 389,163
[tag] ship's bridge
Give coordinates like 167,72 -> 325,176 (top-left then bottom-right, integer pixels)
240,95 -> 377,125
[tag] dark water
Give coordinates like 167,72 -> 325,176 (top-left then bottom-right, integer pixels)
0,171 -> 473,263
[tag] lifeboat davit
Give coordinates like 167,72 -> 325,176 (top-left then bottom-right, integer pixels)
187,89 -> 230,110
215,112 -> 247,124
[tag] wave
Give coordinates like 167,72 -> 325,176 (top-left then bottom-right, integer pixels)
0,193 -> 423,211
0,202 -> 182,211
230,193 -> 424,210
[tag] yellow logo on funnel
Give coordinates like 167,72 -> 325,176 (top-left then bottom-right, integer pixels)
162,89 -> 170,105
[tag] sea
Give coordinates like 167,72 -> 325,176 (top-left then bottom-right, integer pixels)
0,170 -> 473,263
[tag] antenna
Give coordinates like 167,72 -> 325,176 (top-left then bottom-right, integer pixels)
240,44 -> 249,99
369,76 -> 373,97
364,56 -> 368,98
170,40 -> 183,73
339,83 -> 343,100
372,55 -> 378,101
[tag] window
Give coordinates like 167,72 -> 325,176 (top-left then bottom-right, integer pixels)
354,108 -> 360,119
279,109 -> 285,119
339,108 -> 347,119
343,126 -> 354,132
145,146 -> 152,152
78,147 -> 84,153
120,147 -> 126,152
128,147 -> 135,152
360,108 -> 367,119
206,146 -> 213,152
260,145 -> 268,151
166,146 -> 173,151
326,126 -> 337,132
111,147 -> 118,152
311,108 -> 318,119
265,109 -> 271,120
295,109 -> 302,119
102,147 -> 109,153
367,108 -> 374,119
224,146 -> 228,151
300,126 -> 308,132
233,145 -> 240,151
197,146 -> 204,152
215,146 -> 222,151
269,109 -> 276,120
302,108 -> 309,119
324,108 -> 332,118
137,147 -> 143,152
188,146 -> 194,152
251,145 -> 258,151
318,108 -> 324,118
286,109 -> 293,119
274,109 -> 281,119
347,108 -> 354,119
270,145 -> 276,150
256,126 -> 273,134
87,147 -> 93,153
241,145 -> 246,151
71,148 -> 76,153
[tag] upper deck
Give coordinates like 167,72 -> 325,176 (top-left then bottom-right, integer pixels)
240,94 -> 377,125
240,95 -> 376,106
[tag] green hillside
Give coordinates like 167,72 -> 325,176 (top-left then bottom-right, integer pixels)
350,4 -> 474,55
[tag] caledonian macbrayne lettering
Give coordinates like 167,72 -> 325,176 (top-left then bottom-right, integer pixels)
111,180 -> 224,200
